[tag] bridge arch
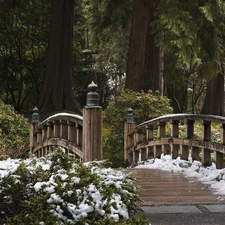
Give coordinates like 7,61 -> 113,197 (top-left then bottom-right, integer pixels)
30,113 -> 83,160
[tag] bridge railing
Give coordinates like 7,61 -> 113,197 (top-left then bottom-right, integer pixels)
29,81 -> 102,162
30,112 -> 83,159
124,113 -> 225,169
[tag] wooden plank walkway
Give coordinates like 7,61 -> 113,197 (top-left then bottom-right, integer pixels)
127,168 -> 225,206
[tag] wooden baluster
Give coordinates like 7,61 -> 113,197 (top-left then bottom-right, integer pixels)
192,146 -> 200,161
146,125 -> 154,159
133,150 -> 139,164
42,125 -> 47,142
158,121 -> 166,138
53,120 -> 60,138
141,148 -> 147,161
47,122 -> 53,139
202,120 -> 211,167
60,119 -> 68,140
44,146 -> 48,156
154,145 -> 161,159
158,121 -> 170,156
146,125 -> 154,140
74,123 -> 78,146
185,119 -> 194,139
170,120 -> 179,159
67,121 -> 75,143
181,119 -> 194,160
36,130 -> 42,147
78,124 -> 83,147
135,130 -> 143,145
214,122 -> 225,169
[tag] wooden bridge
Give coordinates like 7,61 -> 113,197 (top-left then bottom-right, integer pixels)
124,113 -> 225,169
29,81 -> 102,162
30,112 -> 84,159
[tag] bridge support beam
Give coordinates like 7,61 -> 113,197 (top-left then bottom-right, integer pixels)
83,82 -> 102,162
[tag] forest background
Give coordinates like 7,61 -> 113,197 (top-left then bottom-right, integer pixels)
1,0 -> 225,166
1,0 -> 225,116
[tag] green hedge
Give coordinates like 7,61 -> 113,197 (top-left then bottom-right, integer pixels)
0,100 -> 29,158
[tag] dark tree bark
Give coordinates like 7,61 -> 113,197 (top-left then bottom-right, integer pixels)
201,73 -> 224,116
125,0 -> 164,94
38,0 -> 79,113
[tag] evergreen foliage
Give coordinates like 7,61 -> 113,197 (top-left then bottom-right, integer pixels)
0,148 -> 148,225
0,100 -> 29,158
0,0 -> 51,111
153,0 -> 225,113
82,0 -> 133,97
103,89 -> 173,167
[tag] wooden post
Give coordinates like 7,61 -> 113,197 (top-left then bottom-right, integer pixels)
191,146 -> 200,161
124,108 -> 136,166
29,107 -> 39,153
158,121 -> 170,155
220,122 -> 225,145
180,119 -> 195,160
170,120 -> 179,159
60,119 -> 68,139
154,145 -> 161,158
214,151 -> 224,169
202,120 -> 211,167
83,82 -> 102,162
185,119 -> 194,139
146,125 -> 154,141
215,122 -> 225,169
67,121 -> 76,142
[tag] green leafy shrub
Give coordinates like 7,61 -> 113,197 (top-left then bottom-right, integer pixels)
0,100 -> 29,158
103,89 -> 173,167
0,148 -> 148,225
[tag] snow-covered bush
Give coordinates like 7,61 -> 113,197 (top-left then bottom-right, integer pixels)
0,148 -> 148,225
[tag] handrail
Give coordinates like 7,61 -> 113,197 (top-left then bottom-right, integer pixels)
124,113 -> 225,169
30,113 -> 83,160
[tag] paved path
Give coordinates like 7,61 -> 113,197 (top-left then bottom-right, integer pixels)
127,168 -> 225,225
128,168 -> 225,206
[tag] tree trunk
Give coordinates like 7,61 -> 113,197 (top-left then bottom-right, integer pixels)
125,0 -> 164,94
201,73 -> 224,116
38,0 -> 79,113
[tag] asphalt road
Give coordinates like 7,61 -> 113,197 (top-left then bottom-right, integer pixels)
142,204 -> 225,225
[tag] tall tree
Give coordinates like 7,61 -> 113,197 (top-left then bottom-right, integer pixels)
38,0 -> 79,113
0,0 -> 50,112
201,74 -> 224,116
153,0 -> 225,114
125,0 -> 164,94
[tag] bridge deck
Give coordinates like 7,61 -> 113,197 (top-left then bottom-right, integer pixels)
127,168 -> 225,206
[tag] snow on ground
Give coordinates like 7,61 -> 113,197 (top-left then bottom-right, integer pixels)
136,154 -> 225,199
